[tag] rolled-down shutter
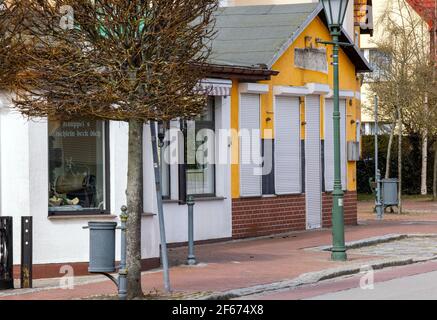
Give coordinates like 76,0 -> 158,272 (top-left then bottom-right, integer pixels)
305,95 -> 322,230
239,93 -> 262,197
275,96 -> 301,194
324,99 -> 347,191
340,99 -> 347,190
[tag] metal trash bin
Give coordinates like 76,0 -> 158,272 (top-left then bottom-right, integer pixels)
382,178 -> 399,207
87,222 -> 117,273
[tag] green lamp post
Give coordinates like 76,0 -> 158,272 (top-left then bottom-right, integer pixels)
319,0 -> 350,261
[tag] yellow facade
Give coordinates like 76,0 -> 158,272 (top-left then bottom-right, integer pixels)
230,16 -> 362,198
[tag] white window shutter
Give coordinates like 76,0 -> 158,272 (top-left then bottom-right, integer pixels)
239,93 -> 262,197
324,99 -> 334,191
305,95 -> 322,229
324,99 -> 347,191
274,96 -> 301,194
340,99 -> 347,190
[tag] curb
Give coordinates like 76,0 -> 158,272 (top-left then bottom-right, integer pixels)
313,234 -> 407,252
312,233 -> 437,252
200,256 -> 435,300
201,233 -> 437,300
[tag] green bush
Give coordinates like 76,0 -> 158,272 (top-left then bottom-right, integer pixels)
357,134 -> 434,195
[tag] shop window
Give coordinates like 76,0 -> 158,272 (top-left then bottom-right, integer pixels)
48,120 -> 109,215
184,97 -> 216,197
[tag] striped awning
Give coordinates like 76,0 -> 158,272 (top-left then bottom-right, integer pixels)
199,79 -> 232,96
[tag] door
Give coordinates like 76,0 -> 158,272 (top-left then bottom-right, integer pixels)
305,95 -> 322,229
274,96 -> 301,194
239,93 -> 262,197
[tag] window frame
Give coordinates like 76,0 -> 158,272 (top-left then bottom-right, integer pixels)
184,97 -> 216,199
158,122 -> 172,200
363,48 -> 392,83
47,120 -> 111,217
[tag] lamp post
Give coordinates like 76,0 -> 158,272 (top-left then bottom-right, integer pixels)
319,0 -> 350,261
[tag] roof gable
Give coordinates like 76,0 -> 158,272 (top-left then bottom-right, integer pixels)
210,3 -> 321,68
210,3 -> 372,73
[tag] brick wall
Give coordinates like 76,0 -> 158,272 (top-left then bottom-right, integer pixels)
232,195 -> 306,239
322,191 -> 358,228
232,191 -> 358,239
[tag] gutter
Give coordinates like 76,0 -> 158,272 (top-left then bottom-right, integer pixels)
203,63 -> 279,81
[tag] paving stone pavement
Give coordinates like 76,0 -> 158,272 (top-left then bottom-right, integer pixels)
5,217 -> 437,300
350,236 -> 437,258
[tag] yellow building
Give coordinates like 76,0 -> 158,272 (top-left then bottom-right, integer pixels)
209,3 -> 372,237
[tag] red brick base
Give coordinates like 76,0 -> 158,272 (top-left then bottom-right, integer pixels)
322,191 -> 358,228
232,195 -> 306,239
13,258 -> 160,280
232,191 -> 357,239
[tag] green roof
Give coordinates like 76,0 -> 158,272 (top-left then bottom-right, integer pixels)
209,3 -> 322,68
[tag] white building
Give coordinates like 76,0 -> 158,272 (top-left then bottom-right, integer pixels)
0,85 -> 234,278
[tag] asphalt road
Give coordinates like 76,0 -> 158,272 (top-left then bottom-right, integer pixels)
238,260 -> 437,300
309,269 -> 437,300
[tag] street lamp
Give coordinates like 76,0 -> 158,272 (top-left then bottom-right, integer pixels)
319,0 -> 350,261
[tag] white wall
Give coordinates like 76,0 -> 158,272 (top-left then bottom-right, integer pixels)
0,96 -> 160,266
143,95 -> 233,244
0,92 -> 232,267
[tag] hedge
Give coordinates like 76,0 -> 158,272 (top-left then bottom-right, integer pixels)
357,134 -> 435,195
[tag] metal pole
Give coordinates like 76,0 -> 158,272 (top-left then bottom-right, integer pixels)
187,195 -> 196,265
331,29 -> 347,261
374,95 -> 383,219
118,206 -> 128,300
21,217 -> 33,289
150,122 -> 171,293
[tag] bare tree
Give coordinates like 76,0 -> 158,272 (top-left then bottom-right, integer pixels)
385,118 -> 397,179
1,0 -> 218,298
368,0 -> 436,208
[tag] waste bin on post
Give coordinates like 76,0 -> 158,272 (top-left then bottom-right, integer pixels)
87,222 -> 117,273
381,178 -> 399,209
84,207 -> 128,300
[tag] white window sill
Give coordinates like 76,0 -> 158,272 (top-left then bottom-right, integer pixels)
48,214 -> 117,220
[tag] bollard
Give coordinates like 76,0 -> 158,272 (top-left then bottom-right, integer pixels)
375,169 -> 383,220
187,195 -> 196,266
118,206 -> 128,300
21,217 -> 33,289
0,217 -> 13,290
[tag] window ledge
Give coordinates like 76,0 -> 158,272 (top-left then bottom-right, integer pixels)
193,196 -> 226,202
142,212 -> 157,217
48,214 -> 118,220
162,199 -> 180,204
163,197 -> 227,204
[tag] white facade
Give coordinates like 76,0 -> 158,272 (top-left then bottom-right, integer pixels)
0,83 -> 232,268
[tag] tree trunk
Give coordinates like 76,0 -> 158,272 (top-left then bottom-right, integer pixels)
126,119 -> 144,299
385,121 -> 397,179
398,107 -> 403,214
433,142 -> 437,201
421,129 -> 428,195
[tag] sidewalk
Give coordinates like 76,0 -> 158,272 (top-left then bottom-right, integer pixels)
2,199 -> 437,300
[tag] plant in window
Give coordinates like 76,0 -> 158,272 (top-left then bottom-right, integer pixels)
1,0 -> 218,299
